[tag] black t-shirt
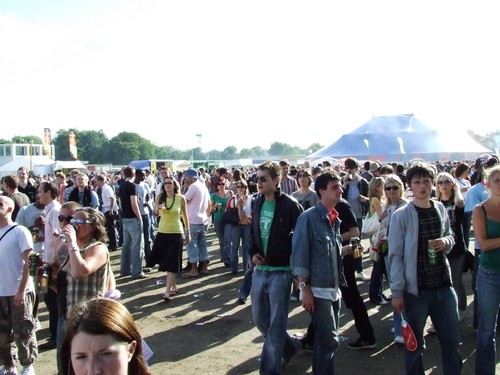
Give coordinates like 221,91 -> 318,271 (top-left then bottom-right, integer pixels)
335,198 -> 358,245
119,180 -> 137,218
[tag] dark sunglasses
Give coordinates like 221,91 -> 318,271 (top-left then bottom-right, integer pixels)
237,185 -> 246,188
217,183 -> 225,186
257,176 -> 270,183
297,174 -> 308,178
164,182 -> 173,185
385,186 -> 400,191
437,180 -> 452,185
58,215 -> 73,222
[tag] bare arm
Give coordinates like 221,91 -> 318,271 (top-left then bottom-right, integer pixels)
68,243 -> 108,280
473,204 -> 500,251
181,196 -> 191,244
15,249 -> 33,306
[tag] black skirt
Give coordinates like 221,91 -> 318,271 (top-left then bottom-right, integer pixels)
147,233 -> 183,273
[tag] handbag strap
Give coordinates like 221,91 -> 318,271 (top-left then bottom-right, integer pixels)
0,225 -> 18,242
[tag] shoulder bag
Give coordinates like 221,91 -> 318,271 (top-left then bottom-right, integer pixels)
362,211 -> 380,236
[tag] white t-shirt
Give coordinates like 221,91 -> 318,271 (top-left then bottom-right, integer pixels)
184,180 -> 210,225
101,183 -> 117,213
0,224 -> 34,296
43,199 -> 61,263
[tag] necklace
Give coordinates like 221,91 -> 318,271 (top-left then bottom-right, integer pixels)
165,194 -> 176,210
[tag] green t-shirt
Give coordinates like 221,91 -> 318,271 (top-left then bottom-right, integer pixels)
256,199 -> 291,272
211,193 -> 230,222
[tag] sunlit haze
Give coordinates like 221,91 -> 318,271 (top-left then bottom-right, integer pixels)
1,1 -> 499,152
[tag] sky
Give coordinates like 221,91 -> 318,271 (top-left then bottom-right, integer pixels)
1,1 -> 499,153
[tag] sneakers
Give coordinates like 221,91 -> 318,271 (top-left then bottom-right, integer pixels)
290,289 -> 300,302
356,271 -> 370,281
346,337 -> 377,350
132,273 -> 148,280
21,366 -> 35,375
427,323 -> 436,334
394,335 -> 405,344
371,298 -> 388,305
34,319 -> 41,332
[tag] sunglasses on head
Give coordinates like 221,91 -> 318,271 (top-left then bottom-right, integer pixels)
58,215 -> 73,222
385,186 -> 400,191
70,218 -> 93,225
437,180 -> 452,185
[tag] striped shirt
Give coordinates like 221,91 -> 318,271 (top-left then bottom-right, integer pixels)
66,241 -> 110,315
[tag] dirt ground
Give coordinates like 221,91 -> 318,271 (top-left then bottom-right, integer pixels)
33,228 -> 496,374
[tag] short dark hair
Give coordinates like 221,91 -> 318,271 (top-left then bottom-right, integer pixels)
344,157 -> 359,170
314,171 -> 340,198
124,166 -> 135,178
258,161 -> 281,185
39,181 -> 59,199
406,163 -> 434,185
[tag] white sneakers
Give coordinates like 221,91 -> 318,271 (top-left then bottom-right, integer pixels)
356,271 -> 370,281
394,335 -> 405,344
0,366 -> 18,375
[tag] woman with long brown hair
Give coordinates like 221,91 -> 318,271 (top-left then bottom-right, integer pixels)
61,297 -> 151,375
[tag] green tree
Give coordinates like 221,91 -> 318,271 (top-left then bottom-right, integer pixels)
307,143 -> 323,154
72,130 -> 109,163
53,130 -> 75,160
11,135 -> 44,144
221,146 -> 238,160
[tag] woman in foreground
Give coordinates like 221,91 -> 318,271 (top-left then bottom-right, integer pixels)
61,297 -> 151,375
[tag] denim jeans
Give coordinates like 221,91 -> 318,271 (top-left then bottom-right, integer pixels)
187,224 -> 209,263
475,267 -> 500,375
369,259 -> 387,303
239,263 -> 254,300
310,297 -> 340,375
403,287 -> 462,375
448,254 -> 466,311
120,217 -> 144,277
227,223 -> 250,273
214,220 -> 229,261
251,269 -> 298,375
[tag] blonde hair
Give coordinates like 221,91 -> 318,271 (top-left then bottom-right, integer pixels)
368,177 -> 385,200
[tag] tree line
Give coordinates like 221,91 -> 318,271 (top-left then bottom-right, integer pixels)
0,130 -> 324,165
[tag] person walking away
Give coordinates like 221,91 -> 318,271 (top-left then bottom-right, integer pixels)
118,166 -> 146,280
183,168 -> 211,278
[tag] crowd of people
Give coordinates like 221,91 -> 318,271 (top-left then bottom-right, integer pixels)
0,153 -> 499,374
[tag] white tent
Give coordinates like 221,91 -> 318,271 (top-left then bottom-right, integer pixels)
52,160 -> 87,171
0,156 -> 55,177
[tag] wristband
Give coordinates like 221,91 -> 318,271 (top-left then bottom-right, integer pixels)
69,247 -> 80,253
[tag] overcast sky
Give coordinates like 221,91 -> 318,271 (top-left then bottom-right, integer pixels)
1,1 -> 499,152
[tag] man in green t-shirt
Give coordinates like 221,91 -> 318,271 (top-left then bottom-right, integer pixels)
248,161 -> 303,374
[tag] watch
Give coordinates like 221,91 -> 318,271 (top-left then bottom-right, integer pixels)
298,281 -> 309,290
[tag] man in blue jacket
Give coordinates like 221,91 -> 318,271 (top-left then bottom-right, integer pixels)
291,171 -> 347,374
249,161 -> 303,375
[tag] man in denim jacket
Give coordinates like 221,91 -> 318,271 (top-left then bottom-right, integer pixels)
291,171 -> 347,374
388,164 -> 462,375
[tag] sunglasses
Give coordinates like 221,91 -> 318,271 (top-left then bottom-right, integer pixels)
58,215 -> 73,222
164,182 -> 173,185
385,186 -> 400,191
237,185 -> 246,188
257,176 -> 270,183
70,218 -> 93,225
217,183 -> 225,186
297,174 -> 308,178
437,180 -> 452,185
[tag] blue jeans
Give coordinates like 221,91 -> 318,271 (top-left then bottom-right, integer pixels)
475,267 -> 500,375
311,297 -> 340,375
187,224 -> 209,263
251,269 -> 298,375
239,263 -> 254,300
214,220 -> 229,261
227,223 -> 250,273
403,287 -> 462,375
120,217 -> 144,277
